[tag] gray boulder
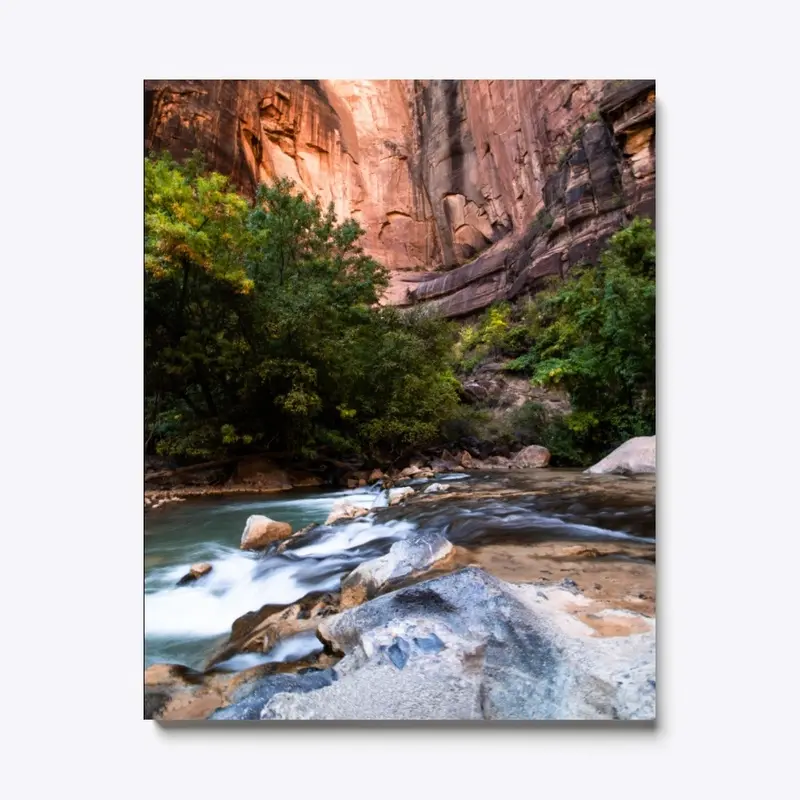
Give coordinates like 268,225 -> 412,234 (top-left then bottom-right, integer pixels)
256,567 -> 655,721
209,669 -> 336,720
339,531 -> 454,609
585,436 -> 656,475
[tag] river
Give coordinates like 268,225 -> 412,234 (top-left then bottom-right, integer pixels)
144,471 -> 655,672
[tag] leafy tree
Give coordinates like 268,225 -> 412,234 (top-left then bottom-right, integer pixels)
145,152 -> 253,457
144,155 -> 459,462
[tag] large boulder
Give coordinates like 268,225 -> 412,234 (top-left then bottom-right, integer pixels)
512,445 -> 551,468
240,515 -> 293,550
368,469 -> 385,484
585,436 -> 656,475
254,568 -> 655,721
340,531 -> 455,609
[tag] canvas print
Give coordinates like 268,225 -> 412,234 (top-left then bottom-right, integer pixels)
144,79 -> 656,721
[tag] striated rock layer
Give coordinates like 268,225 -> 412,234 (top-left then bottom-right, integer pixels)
145,79 -> 655,316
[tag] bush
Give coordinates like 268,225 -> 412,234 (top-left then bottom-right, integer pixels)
506,218 -> 655,464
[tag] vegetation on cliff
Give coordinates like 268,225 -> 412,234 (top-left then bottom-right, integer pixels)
145,153 -> 459,462
455,219 -> 656,464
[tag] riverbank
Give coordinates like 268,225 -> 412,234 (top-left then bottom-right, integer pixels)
144,468 -> 655,720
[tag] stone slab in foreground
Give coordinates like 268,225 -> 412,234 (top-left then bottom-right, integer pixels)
211,567 -> 655,721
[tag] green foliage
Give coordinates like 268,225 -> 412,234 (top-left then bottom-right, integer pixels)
533,208 -> 554,232
454,302 -> 514,374
454,300 -> 540,373
507,218 -> 656,463
145,154 -> 458,462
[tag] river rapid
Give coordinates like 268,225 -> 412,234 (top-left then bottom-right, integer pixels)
144,471 -> 655,671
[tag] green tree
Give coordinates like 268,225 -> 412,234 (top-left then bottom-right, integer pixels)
144,152 -> 254,457
144,155 -> 459,462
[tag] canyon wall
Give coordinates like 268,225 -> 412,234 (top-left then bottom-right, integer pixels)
144,79 -> 655,315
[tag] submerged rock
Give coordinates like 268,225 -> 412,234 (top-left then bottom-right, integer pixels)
206,591 -> 340,669
340,531 -> 455,609
240,515 -> 293,551
176,562 -> 213,586
512,445 -> 551,468
253,567 -> 654,721
585,436 -> 656,475
325,501 -> 370,526
388,487 -> 415,506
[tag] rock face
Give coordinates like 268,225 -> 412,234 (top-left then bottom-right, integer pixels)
408,80 -> 656,317
145,79 -> 655,317
240,515 -> 293,550
251,568 -> 655,721
585,436 -> 656,475
144,80 -> 436,278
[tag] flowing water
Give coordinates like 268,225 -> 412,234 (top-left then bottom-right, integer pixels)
144,472 -> 655,670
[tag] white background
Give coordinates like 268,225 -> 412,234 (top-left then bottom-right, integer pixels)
0,0 -> 798,796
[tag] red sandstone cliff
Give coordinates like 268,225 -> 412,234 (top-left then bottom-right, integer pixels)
144,79 -> 655,316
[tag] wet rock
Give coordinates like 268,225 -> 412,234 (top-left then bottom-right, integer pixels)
399,465 -> 422,479
388,487 -> 415,506
176,562 -> 213,586
143,662 -> 221,720
339,531 -> 455,609
325,500 -> 370,526
512,445 -> 551,468
423,482 -> 451,494
368,468 -> 385,484
275,522 -> 319,553
585,436 -> 656,475
240,515 -> 293,551
209,669 -> 337,721
256,568 -> 654,720
459,450 -> 475,469
206,592 -> 340,669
